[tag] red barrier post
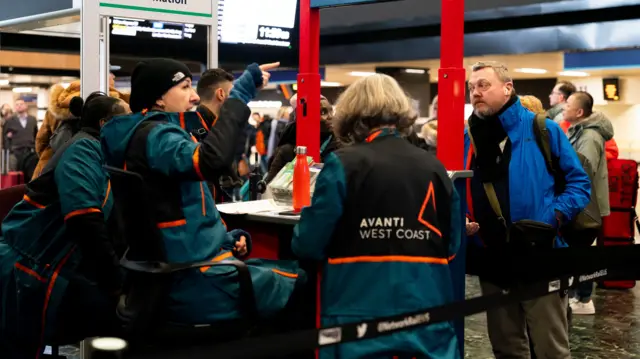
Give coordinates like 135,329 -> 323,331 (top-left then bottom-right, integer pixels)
437,0 -> 465,170
297,0 -> 322,162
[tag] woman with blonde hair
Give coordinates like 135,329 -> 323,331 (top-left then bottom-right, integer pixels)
292,73 -> 461,359
519,95 -> 546,115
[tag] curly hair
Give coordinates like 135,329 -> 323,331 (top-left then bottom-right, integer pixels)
333,74 -> 417,144
519,95 -> 545,115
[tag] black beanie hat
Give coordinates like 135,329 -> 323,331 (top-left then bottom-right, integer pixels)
129,58 -> 193,113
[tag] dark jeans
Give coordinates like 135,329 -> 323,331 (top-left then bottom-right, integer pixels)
576,282 -> 594,302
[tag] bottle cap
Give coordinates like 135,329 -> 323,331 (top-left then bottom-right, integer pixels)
295,146 -> 307,155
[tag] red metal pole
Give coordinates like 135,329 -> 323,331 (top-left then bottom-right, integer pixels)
297,0 -> 321,162
437,0 -> 465,170
297,3 -> 323,358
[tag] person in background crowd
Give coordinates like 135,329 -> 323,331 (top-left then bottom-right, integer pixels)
32,81 -> 129,179
195,68 -> 246,202
0,92 -> 131,357
256,114 -> 273,173
267,106 -> 290,160
0,103 -> 12,153
465,61 -> 590,359
563,91 -> 614,315
292,73 -> 461,359
519,95 -> 546,115
265,96 -> 338,183
421,120 -> 437,154
558,106 -> 619,162
548,81 -> 576,123
100,58 -> 306,324
2,99 -> 38,172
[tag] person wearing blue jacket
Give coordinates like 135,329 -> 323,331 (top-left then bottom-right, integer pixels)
100,58 -> 306,325
464,61 -> 590,359
292,73 -> 462,359
0,92 -> 131,358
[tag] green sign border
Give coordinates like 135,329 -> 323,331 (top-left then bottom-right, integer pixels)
99,2 -> 212,18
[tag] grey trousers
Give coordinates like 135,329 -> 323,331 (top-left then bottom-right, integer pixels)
481,280 -> 571,359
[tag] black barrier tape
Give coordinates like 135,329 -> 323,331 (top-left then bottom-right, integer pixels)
195,267 -> 612,359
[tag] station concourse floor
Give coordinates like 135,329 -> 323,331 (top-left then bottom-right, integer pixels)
55,277 -> 640,359
465,276 -> 640,359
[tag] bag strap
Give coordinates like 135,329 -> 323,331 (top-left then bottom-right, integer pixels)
468,129 -> 508,231
532,114 -> 555,176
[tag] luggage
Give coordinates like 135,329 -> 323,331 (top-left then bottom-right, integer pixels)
599,159 -> 639,289
0,148 -> 24,189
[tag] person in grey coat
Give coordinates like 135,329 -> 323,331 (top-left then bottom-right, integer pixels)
548,81 -> 577,123
562,91 -> 614,315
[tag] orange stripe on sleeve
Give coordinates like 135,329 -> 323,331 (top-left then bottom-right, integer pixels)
328,255 -> 450,265
199,251 -> 234,272
272,268 -> 299,278
179,112 -> 186,130
192,145 -> 205,181
157,219 -> 187,229
14,263 -> 47,283
23,195 -> 45,209
64,208 -> 101,221
102,180 -> 111,208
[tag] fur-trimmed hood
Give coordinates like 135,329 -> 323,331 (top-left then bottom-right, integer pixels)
48,80 -> 130,121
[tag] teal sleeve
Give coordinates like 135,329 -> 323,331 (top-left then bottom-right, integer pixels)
292,153 -> 347,261
146,123 -> 201,181
449,186 -> 462,258
55,139 -> 107,217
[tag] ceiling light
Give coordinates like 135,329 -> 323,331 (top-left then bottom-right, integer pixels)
348,71 -> 376,77
12,87 -> 33,93
0,79 -> 9,86
405,69 -> 426,74
557,71 -> 590,77
321,81 -> 342,87
514,68 -> 548,74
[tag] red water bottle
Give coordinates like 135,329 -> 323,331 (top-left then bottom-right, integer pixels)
293,146 -> 311,213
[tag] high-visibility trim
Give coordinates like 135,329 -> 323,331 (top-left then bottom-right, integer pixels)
328,255 -> 450,265
272,268 -> 299,278
64,208 -> 101,221
199,251 -> 233,273
157,219 -> 187,229
36,246 -> 76,359
196,111 -> 210,131
192,145 -> 205,180
23,195 -> 45,209
102,180 -> 111,208
179,112 -> 186,130
14,263 -> 47,283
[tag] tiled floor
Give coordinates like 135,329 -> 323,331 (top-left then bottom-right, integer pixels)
465,276 -> 640,359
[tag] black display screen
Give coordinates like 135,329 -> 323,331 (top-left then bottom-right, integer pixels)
109,0 -> 299,68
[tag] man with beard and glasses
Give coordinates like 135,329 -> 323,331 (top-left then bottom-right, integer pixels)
463,61 -> 590,359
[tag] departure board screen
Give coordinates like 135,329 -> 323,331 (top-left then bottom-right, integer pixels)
110,0 -> 297,48
219,0 -> 297,47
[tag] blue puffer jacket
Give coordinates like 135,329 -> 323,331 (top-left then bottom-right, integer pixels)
464,98 -> 591,247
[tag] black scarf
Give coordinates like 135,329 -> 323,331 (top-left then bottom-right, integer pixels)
468,95 -> 517,182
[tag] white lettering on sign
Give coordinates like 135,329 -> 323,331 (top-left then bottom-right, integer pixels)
377,313 -> 430,333
579,269 -> 608,282
358,217 -> 431,240
100,0 -> 213,21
